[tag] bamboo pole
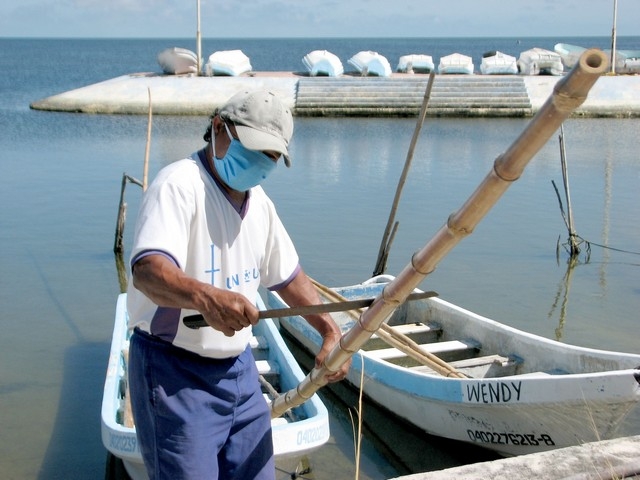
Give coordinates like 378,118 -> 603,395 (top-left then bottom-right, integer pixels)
113,90 -> 151,253
558,125 -> 580,256
196,0 -> 202,76
610,0 -> 618,75
143,88 -> 152,191
270,49 -> 609,418
113,173 -> 143,254
373,72 -> 436,276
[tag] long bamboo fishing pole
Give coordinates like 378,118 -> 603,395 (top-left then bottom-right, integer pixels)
270,49 -> 609,418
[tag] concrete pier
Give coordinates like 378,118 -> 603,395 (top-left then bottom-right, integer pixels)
30,72 -> 640,117
391,435 -> 640,480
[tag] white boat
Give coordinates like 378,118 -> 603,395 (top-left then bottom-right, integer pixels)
203,49 -> 252,76
517,48 -> 564,75
437,53 -> 474,74
302,50 -> 343,77
102,294 -> 330,479
156,47 -> 198,75
553,43 -> 587,70
347,51 -> 392,77
555,42 -> 640,74
619,54 -> 640,74
480,51 -> 518,75
268,275 -> 640,457
396,54 -> 435,73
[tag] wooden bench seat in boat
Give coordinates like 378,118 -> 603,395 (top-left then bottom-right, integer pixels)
364,339 -> 480,364
250,335 -> 269,360
411,354 -> 519,378
365,322 -> 442,350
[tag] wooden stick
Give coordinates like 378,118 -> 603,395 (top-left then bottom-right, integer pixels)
270,49 -> 609,418
373,72 -> 436,276
558,124 -> 580,256
113,173 -> 143,254
143,88 -> 152,191
309,279 -> 466,378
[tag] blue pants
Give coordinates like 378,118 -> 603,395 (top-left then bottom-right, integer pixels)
129,329 -> 275,480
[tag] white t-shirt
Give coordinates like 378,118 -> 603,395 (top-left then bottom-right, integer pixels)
127,150 -> 299,358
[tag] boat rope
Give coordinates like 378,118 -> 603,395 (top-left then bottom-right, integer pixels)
259,375 -> 297,422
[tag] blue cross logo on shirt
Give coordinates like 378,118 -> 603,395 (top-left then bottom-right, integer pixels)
205,244 -> 220,285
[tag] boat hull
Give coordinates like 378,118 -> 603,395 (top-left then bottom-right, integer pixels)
397,54 -> 434,73
438,53 -> 474,75
555,43 -> 640,74
347,51 -> 392,77
203,49 -> 252,76
156,47 -> 198,75
517,48 -> 564,75
302,50 -> 344,77
101,294 -> 330,479
480,51 -> 518,75
269,276 -> 640,457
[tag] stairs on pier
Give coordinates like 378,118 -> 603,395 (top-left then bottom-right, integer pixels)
294,75 -> 532,117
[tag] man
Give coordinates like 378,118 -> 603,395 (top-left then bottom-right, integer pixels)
126,89 -> 349,479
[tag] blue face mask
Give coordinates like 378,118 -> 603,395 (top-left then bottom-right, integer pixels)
212,124 -> 277,191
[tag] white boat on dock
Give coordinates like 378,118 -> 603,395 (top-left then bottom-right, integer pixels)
438,53 -> 474,74
347,51 -> 392,77
268,275 -> 640,457
203,49 -> 252,76
555,43 -> 640,74
553,43 -> 587,70
480,51 -> 518,75
517,48 -> 564,75
302,50 -> 344,77
156,47 -> 198,75
102,294 -> 330,479
396,54 -> 435,73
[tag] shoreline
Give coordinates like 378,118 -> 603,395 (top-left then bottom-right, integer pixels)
30,72 -> 640,118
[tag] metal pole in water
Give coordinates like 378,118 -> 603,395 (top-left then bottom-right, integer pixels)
196,0 -> 202,76
610,0 -> 618,74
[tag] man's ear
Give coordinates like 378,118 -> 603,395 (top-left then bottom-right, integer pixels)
212,115 -> 226,134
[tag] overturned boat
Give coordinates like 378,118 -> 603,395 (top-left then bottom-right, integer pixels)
203,49 -> 252,76
517,48 -> 563,75
396,54 -> 435,73
347,51 -> 392,77
157,47 -> 198,75
438,53 -> 474,74
302,50 -> 344,77
555,43 -> 640,74
480,51 -> 518,75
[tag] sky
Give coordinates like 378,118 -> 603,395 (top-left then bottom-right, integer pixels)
0,0 -> 637,38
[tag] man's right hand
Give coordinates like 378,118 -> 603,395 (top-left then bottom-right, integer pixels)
132,254 -> 259,336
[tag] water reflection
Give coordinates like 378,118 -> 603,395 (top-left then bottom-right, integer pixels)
549,256 -> 578,342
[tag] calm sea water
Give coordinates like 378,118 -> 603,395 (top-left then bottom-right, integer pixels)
1,37 -> 639,479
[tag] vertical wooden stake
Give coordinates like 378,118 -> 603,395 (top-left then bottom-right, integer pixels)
143,88 -> 152,191
559,125 -> 580,256
373,71 -> 436,276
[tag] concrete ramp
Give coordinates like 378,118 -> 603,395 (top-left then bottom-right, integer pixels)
295,75 -> 532,117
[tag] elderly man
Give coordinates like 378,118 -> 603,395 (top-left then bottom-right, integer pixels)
126,89 -> 349,479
